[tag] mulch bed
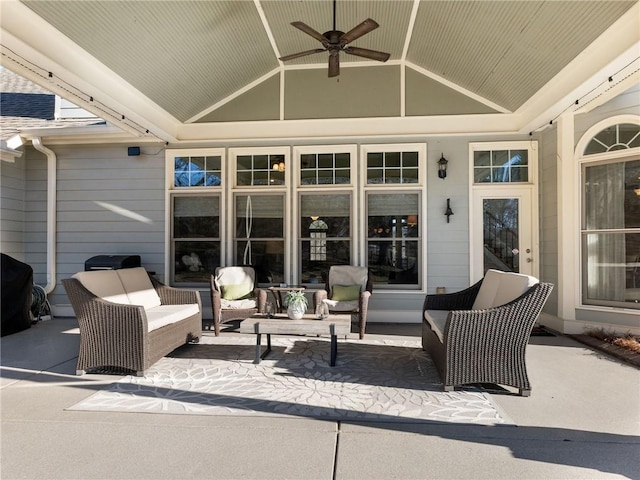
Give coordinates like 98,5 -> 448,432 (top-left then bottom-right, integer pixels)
568,334 -> 640,369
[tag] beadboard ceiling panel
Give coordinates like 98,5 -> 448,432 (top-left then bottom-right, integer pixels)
4,0 -> 637,138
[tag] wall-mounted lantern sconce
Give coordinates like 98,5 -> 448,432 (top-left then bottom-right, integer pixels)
445,198 -> 454,223
438,153 -> 448,179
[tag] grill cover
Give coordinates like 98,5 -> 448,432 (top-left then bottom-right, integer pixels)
84,255 -> 141,271
1,254 -> 33,336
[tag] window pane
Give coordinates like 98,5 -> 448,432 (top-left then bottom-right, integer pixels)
299,194 -> 351,283
584,162 -> 628,230
237,155 -> 252,170
402,151 -> 418,168
583,232 -> 639,305
299,151 -> 351,185
173,196 -> 219,238
474,151 -> 491,167
367,193 -> 420,287
367,152 -> 383,168
174,156 -> 221,187
174,241 -> 220,284
235,194 -> 285,284
483,198 -> 519,273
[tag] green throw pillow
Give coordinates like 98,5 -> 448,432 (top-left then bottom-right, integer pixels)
332,284 -> 361,301
220,283 -> 253,301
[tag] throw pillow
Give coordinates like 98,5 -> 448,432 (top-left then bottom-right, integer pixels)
332,284 -> 361,301
220,283 -> 254,301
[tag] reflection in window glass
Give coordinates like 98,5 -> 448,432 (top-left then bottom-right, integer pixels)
172,195 -> 220,284
174,156 -> 221,187
582,159 -> 640,309
236,154 -> 285,186
474,150 -> 529,183
300,152 -> 351,185
366,151 -> 419,184
299,194 -> 351,284
235,194 -> 285,284
584,123 -> 640,155
367,193 -> 420,287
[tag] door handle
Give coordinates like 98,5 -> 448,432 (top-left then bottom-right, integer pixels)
526,258 -> 533,263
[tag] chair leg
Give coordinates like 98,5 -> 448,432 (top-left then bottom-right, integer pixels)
443,385 -> 455,392
519,388 -> 531,397
214,318 -> 220,336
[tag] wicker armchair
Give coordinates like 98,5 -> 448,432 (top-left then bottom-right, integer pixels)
209,266 -> 267,335
62,270 -> 202,376
422,271 -> 553,396
313,265 -> 373,339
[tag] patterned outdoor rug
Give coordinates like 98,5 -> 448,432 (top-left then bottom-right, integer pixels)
68,335 -> 514,425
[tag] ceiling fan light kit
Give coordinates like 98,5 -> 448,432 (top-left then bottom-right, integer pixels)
279,0 -> 390,78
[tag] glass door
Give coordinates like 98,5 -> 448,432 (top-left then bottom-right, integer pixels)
471,188 -> 536,281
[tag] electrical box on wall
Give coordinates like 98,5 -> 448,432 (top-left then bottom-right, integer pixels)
127,146 -> 140,156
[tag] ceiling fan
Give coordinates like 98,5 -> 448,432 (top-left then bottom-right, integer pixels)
279,0 -> 390,78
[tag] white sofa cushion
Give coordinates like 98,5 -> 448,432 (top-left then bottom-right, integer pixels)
493,272 -> 538,307
472,269 -> 538,309
424,309 -> 449,343
73,270 -> 130,305
471,269 -> 503,309
117,267 -> 161,309
145,304 -> 200,332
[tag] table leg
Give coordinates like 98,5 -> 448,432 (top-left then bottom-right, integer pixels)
254,333 -> 262,364
330,323 -> 337,366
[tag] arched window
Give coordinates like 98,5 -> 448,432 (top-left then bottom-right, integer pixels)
579,119 -> 640,310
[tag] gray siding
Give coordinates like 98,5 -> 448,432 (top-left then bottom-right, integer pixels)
0,154 -> 26,260
49,145 -> 166,306
537,126 -> 559,315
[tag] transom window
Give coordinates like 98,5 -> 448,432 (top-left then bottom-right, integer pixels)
174,155 -> 221,187
366,151 -> 419,184
584,123 -> 640,155
236,154 -> 286,186
473,149 -> 528,183
300,152 -> 351,185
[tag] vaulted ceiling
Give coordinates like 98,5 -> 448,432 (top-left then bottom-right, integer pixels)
1,0 -> 638,143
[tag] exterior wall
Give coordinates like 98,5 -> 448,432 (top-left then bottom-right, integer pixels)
537,125 -> 559,315
24,134 -> 534,321
0,154 -> 26,260
46,144 -> 166,308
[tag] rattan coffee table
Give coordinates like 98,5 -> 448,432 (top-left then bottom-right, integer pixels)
239,313 -> 351,366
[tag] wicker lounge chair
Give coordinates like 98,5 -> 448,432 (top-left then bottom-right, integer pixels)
313,265 -> 373,339
63,268 -> 202,376
209,266 -> 267,335
422,269 -> 553,396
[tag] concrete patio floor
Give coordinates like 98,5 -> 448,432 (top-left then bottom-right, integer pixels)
1,316 -> 639,480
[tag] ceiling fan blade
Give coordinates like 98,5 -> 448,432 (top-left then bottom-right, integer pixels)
291,21 -> 328,44
340,18 -> 379,45
279,48 -> 326,62
343,46 -> 390,62
328,52 -> 340,77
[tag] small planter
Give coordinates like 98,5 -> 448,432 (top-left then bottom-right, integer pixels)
284,291 -> 308,320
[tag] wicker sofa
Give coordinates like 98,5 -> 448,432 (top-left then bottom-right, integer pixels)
422,269 -> 553,396
62,267 -> 202,376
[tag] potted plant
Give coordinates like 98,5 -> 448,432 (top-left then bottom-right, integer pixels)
284,290 -> 308,319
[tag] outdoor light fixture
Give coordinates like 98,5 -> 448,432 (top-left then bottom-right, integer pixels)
438,154 -> 448,179
445,198 -> 454,223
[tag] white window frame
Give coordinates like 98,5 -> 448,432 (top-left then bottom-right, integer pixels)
293,145 -> 358,284
165,148 -> 225,284
576,115 -> 640,312
361,143 -> 427,291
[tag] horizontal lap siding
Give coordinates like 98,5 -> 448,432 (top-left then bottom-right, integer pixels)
49,145 -> 166,306
0,156 -> 26,260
